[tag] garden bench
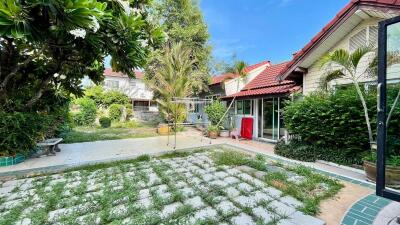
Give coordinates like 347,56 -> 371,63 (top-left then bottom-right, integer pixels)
36,138 -> 63,156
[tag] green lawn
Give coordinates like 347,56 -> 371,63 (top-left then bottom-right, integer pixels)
61,121 -> 159,143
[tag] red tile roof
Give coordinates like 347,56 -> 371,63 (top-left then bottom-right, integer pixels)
279,0 -> 400,80
224,83 -> 300,99
104,68 -> 144,79
210,61 -> 271,85
243,62 -> 292,90
210,73 -> 239,85
222,61 -> 300,99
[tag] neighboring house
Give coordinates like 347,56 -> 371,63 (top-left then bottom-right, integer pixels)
82,69 -> 157,112
278,0 -> 400,95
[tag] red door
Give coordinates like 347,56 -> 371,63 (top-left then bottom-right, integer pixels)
241,117 -> 253,140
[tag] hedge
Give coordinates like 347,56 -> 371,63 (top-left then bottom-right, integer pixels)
279,86 -> 400,165
72,98 -> 97,126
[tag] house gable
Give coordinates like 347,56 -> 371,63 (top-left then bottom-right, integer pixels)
279,0 -> 400,94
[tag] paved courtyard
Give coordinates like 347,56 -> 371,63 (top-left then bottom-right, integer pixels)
0,150 -> 327,225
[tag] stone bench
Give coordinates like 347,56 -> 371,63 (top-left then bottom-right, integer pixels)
36,138 -> 63,156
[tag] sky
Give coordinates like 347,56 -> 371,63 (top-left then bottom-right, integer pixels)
200,0 -> 349,65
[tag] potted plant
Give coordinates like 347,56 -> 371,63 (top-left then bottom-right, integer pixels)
363,143 -> 400,186
207,125 -> 220,139
205,101 -> 227,138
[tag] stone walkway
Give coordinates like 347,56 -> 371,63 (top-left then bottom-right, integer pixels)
0,151 -> 325,225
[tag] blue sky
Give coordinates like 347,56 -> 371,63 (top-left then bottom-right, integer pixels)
200,0 -> 349,65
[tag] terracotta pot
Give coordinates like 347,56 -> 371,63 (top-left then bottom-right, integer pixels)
363,160 -> 400,185
219,130 -> 230,137
208,131 -> 218,139
157,124 -> 170,135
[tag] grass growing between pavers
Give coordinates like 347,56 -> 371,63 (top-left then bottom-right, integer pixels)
0,147 -> 340,225
211,150 -> 343,216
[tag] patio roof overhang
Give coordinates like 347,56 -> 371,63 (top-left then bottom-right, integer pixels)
221,83 -> 301,100
278,0 -> 400,81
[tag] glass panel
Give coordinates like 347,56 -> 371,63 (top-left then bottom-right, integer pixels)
258,99 -> 263,138
385,22 -> 400,188
237,101 -> 243,114
244,100 -> 251,115
263,98 -> 279,140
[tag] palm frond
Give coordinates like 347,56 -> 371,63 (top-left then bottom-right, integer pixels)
350,46 -> 375,69
320,70 -> 344,90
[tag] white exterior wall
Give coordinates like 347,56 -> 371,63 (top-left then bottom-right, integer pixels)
224,64 -> 269,96
303,19 -> 381,95
102,76 -> 154,100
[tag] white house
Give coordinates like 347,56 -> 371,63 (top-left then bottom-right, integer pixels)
82,69 -> 157,112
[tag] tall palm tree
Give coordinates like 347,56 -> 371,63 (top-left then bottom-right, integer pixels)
149,42 -> 202,123
216,60 -> 248,127
319,47 -> 386,150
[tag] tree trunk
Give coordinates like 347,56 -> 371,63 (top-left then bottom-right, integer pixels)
354,81 -> 374,150
25,73 -> 53,109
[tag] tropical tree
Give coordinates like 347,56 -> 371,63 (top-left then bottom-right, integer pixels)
0,0 -> 164,112
216,60 -> 248,127
149,42 -> 203,122
319,47 -> 400,150
145,0 -> 211,94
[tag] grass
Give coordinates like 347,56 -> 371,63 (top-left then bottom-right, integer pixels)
61,123 -> 158,143
211,149 -> 344,216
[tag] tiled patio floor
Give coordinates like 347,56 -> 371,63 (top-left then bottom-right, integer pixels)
0,151 -> 326,225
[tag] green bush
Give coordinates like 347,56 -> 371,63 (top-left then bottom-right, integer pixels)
275,140 -> 363,165
103,90 -> 130,107
281,86 -> 400,165
0,107 -> 68,156
205,101 -> 227,125
72,98 -> 97,126
109,104 -> 123,121
84,86 -> 130,108
99,117 -> 111,128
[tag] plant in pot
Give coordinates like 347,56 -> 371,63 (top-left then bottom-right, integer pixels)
319,47 -> 400,186
207,125 -> 220,139
205,101 -> 227,138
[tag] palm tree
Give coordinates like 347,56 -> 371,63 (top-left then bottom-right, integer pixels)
216,60 -> 248,127
149,42 -> 202,123
319,47 -> 400,150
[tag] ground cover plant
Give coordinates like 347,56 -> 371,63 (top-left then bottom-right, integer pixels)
60,123 -> 158,144
0,147 -> 341,225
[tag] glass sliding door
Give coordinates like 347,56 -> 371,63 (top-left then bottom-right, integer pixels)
261,98 -> 280,140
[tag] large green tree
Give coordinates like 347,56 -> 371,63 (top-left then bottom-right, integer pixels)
0,0 -> 164,112
145,0 -> 211,94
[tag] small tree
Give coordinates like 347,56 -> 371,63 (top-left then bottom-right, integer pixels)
205,101 -> 227,126
319,47 -> 400,151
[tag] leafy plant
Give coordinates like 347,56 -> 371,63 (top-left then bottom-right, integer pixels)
99,117 -> 111,128
108,104 -> 123,121
72,98 -> 97,126
205,101 -> 226,126
207,125 -> 220,133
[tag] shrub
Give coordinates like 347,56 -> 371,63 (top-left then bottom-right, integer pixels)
275,140 -> 365,165
282,88 -> 377,163
205,101 -> 227,125
103,90 -> 130,107
109,104 -> 123,121
0,107 -> 69,156
99,117 -> 112,128
72,98 -> 97,126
